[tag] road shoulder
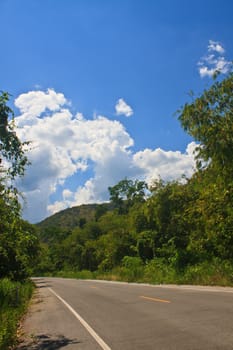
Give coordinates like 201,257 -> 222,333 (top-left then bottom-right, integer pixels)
16,279 -> 100,349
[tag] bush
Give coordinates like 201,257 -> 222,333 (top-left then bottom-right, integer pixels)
144,258 -> 177,284
183,259 -> 233,286
55,269 -> 96,279
119,256 -> 144,282
0,279 -> 34,350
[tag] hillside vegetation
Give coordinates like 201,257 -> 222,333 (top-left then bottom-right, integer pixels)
35,74 -> 233,286
37,203 -> 113,230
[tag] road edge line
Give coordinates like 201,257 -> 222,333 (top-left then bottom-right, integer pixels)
48,287 -> 111,350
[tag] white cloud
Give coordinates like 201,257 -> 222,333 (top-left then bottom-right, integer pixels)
63,189 -> 73,199
115,98 -> 133,117
15,89 -> 196,223
198,40 -> 231,78
133,142 -> 197,184
46,141 -> 197,217
15,89 -> 67,120
208,40 -> 225,54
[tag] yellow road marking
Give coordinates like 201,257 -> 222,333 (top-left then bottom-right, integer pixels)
140,295 -> 171,303
90,286 -> 99,289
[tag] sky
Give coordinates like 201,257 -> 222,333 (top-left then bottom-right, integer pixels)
0,0 -> 232,223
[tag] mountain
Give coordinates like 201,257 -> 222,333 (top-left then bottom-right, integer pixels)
36,203 -> 113,231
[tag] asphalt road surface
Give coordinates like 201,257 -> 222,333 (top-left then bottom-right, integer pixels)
19,277 -> 233,349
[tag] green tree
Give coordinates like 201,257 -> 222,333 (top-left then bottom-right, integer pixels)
0,92 -> 29,180
177,73 -> 233,266
0,92 -> 38,280
137,230 -> 156,262
144,179 -> 196,269
108,178 -> 147,214
178,73 -> 233,175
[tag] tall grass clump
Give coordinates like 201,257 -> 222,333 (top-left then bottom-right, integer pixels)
54,269 -> 96,279
0,278 -> 34,350
143,258 -> 178,284
182,259 -> 233,286
104,256 -> 144,282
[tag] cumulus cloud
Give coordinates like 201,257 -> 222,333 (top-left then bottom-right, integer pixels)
115,98 -> 133,117
208,40 -> 225,54
198,40 -> 231,78
15,89 -> 196,223
15,89 -> 67,121
133,142 -> 197,184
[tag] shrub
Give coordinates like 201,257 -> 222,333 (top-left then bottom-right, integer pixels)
183,259 -> 233,286
119,256 -> 144,282
144,258 -> 177,284
0,279 -> 34,350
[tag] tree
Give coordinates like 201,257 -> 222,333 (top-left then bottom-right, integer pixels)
0,92 -> 29,180
137,230 -> 155,262
108,178 -> 148,214
177,73 -> 233,175
0,92 -> 38,280
177,73 -> 233,265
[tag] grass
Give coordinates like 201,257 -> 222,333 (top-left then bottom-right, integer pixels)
46,258 -> 233,287
0,278 -> 34,350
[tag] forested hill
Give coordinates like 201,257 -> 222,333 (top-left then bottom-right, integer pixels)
36,203 -> 113,231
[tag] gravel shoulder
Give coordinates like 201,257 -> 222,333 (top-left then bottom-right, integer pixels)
16,279 -> 100,350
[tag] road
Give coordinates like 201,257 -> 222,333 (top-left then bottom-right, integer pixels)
19,277 -> 233,349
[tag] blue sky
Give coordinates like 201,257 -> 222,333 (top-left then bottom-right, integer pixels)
0,0 -> 232,222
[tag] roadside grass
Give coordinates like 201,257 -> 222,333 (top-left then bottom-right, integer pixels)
0,279 -> 34,350
46,258 -> 233,287
47,269 -> 97,280
181,259 -> 233,286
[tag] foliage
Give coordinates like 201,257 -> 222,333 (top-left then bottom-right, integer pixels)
178,73 -> 233,175
137,230 -> 156,262
108,178 -> 148,214
181,258 -> 233,286
120,256 -> 144,281
0,217 -> 39,281
0,278 -> 34,350
53,269 -> 95,280
0,91 -> 29,180
37,203 -> 112,229
144,258 -> 178,284
0,92 -> 39,281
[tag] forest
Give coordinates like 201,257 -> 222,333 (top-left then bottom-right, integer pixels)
0,73 -> 233,347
